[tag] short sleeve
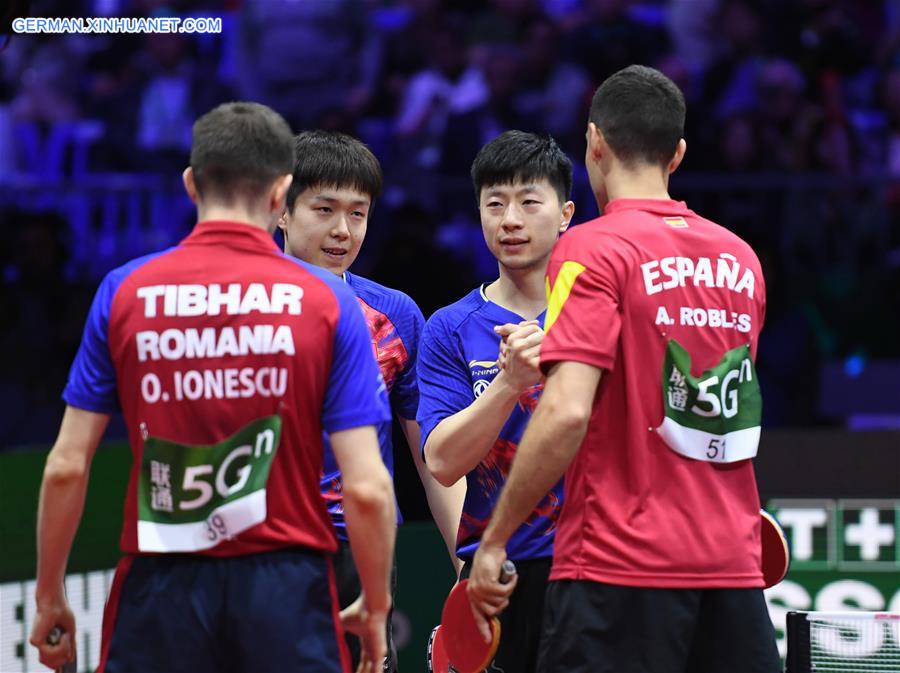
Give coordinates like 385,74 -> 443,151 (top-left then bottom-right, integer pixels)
416,313 -> 475,457
62,272 -> 120,413
541,233 -> 624,373
390,296 -> 426,421
323,285 -> 391,433
755,261 -> 767,353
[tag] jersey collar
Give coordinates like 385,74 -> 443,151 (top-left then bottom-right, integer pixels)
478,284 -> 547,325
604,198 -> 691,216
182,220 -> 282,252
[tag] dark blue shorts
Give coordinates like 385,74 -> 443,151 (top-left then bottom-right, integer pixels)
98,547 -> 349,673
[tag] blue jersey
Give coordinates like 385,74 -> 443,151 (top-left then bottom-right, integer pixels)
417,286 -> 562,561
321,271 -> 425,539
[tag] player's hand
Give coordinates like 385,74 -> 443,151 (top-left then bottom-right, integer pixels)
356,605 -> 389,673
30,592 -> 76,671
495,321 -> 544,391
340,593 -> 389,673
467,542 -> 517,643
339,593 -> 367,635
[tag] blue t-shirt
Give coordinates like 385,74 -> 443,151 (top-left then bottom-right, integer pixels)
321,271 -> 425,539
417,286 -> 563,561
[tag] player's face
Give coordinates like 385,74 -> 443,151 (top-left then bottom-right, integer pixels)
280,187 -> 371,275
479,180 -> 572,271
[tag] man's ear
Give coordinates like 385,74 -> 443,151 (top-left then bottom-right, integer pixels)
270,174 -> 294,214
586,122 -> 604,163
182,166 -> 199,204
668,138 -> 687,175
560,200 -> 575,233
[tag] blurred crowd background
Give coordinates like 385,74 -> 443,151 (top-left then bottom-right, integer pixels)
2,0 -> 900,454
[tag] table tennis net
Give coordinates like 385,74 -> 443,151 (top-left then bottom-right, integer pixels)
785,611 -> 900,673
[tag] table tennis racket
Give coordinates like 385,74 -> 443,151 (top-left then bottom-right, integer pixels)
426,624 -> 451,673
439,560 -> 516,673
760,509 -> 790,588
47,626 -> 77,673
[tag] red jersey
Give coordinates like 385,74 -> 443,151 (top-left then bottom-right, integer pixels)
63,221 -> 390,557
541,199 -> 767,588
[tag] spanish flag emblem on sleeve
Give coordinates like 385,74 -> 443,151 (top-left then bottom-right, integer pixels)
663,216 -> 689,228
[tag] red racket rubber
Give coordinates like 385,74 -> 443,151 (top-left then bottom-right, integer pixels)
441,560 -> 515,673
440,580 -> 500,673
426,624 -> 451,673
760,509 -> 790,588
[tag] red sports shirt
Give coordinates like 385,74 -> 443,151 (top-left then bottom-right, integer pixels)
64,221 -> 389,557
541,199 -> 767,588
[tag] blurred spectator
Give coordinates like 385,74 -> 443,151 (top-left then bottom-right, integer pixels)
439,44 -> 539,200
566,0 -> 670,84
369,0 -> 445,118
758,59 -> 852,175
136,33 -> 195,171
515,19 -> 591,154
873,67 -> 900,264
10,39 -> 81,124
702,114 -> 773,254
779,0 -> 874,79
667,0 -> 719,73
716,113 -> 763,174
754,59 -> 825,172
237,0 -> 380,131
877,67 -> 900,177
393,16 -> 487,143
392,15 -> 487,205
0,74 -> 15,179
83,36 -> 144,171
701,0 -> 766,120
468,0 -> 544,49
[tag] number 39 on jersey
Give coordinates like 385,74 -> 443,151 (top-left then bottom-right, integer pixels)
136,415 -> 282,552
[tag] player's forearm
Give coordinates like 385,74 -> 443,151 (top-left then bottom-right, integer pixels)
35,451 -> 91,604
421,468 -> 466,572
481,396 -> 589,548
424,371 -> 521,485
34,407 -> 108,605
341,465 -> 397,613
403,418 -> 465,573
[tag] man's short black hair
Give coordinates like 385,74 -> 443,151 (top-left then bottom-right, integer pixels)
589,65 -> 686,169
190,101 -> 294,205
471,130 -> 573,205
286,131 -> 383,212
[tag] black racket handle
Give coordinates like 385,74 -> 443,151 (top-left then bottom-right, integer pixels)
47,626 -> 77,673
499,560 -> 516,584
